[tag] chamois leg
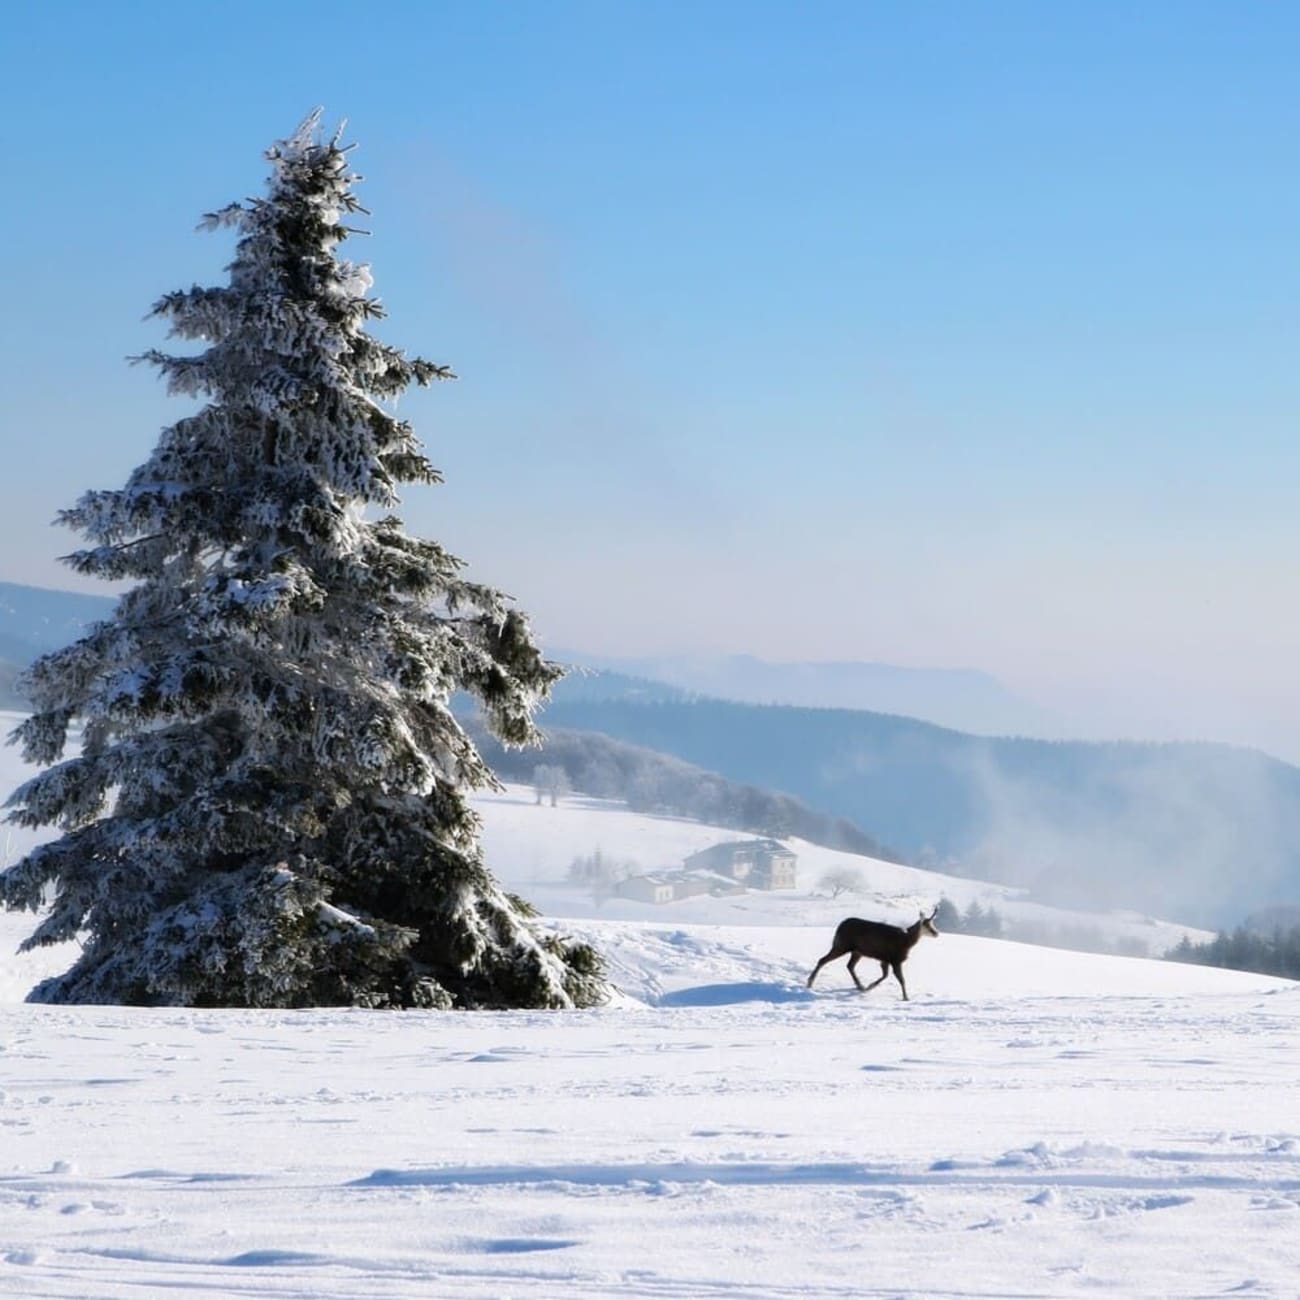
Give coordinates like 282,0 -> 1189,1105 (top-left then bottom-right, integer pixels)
807,944 -> 848,989
891,961 -> 909,1001
860,959 -> 890,993
846,953 -> 866,991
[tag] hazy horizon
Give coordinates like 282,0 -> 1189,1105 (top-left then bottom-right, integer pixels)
5,3 -> 1300,762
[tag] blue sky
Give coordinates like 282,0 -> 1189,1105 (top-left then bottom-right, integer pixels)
4,2 -> 1300,755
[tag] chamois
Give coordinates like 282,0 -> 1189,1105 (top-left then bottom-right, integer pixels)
806,908 -> 939,1000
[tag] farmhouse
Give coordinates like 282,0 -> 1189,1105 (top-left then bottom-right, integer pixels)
682,839 -> 798,890
615,839 -> 799,904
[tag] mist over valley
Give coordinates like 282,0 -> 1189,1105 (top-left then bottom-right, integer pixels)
534,669 -> 1300,929
4,580 -> 1296,932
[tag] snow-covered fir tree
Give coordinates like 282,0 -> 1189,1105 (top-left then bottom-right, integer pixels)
1,112 -> 608,1010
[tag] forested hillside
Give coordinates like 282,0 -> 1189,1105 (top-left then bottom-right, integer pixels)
537,690 -> 1300,924
468,721 -> 903,862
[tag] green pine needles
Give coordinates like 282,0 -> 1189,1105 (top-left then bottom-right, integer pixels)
1,111 -> 608,1010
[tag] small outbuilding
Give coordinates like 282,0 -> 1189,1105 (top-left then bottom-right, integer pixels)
615,873 -> 677,904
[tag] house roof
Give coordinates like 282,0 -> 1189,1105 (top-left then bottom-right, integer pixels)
685,838 -> 794,858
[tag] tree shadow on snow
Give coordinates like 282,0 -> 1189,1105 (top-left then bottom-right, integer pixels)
656,981 -> 814,1007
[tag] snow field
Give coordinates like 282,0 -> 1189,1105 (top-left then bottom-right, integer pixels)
1,905 -> 1297,1297
2,723 -> 1297,1295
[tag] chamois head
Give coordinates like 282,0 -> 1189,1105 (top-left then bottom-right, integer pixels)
919,907 -> 940,938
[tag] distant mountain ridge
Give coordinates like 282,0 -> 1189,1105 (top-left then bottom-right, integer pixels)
0,581 -> 116,658
1,586 -> 1049,736
555,648 -> 1058,738
0,581 -> 118,707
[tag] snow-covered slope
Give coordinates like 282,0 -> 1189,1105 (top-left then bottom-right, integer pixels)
0,900 -> 1295,1298
3,717 -> 1297,1297
473,785 -> 1212,957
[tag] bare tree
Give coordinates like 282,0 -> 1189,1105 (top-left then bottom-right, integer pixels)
532,765 -> 571,807
818,867 -> 866,899
532,765 -> 551,805
567,848 -> 630,908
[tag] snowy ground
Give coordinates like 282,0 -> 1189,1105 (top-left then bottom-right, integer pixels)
2,908 -> 1298,1298
3,721 -> 1298,1296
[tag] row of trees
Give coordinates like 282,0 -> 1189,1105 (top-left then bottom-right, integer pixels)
936,897 -> 1149,956
567,849 -> 638,906
1166,927 -> 1300,980
932,896 -> 1006,938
